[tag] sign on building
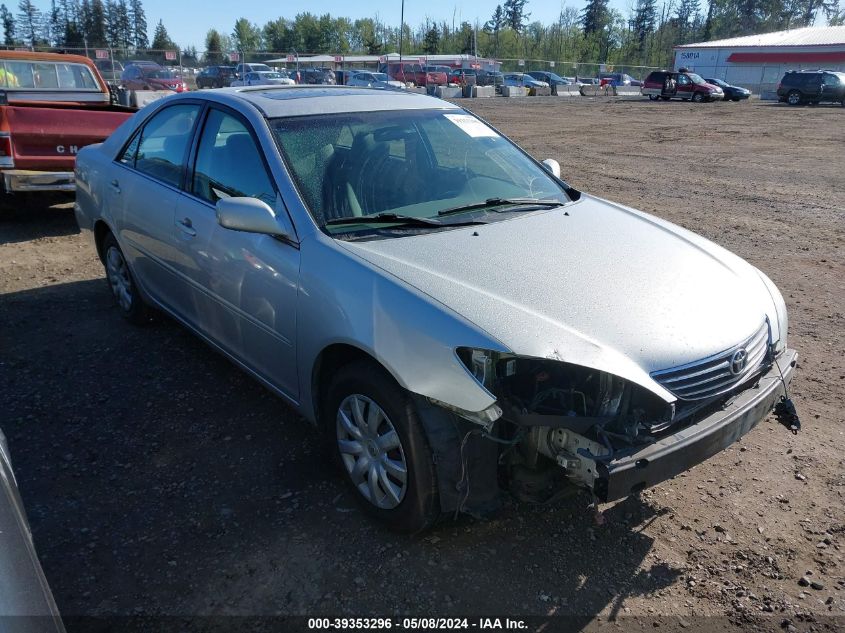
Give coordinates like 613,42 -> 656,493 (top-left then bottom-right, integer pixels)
517,59 -> 525,67
549,61 -> 555,67
286,54 -> 296,62
95,49 -> 109,59
334,55 -> 344,63
165,51 -> 177,61
229,52 -> 240,62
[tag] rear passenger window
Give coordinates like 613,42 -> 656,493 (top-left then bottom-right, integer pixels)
134,104 -> 200,188
192,109 -> 276,206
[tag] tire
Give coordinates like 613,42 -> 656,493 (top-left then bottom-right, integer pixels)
326,360 -> 439,533
101,232 -> 151,325
648,94 -> 659,101
692,92 -> 705,103
787,90 -> 802,106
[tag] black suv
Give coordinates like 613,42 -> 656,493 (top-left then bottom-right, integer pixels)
777,70 -> 845,106
197,65 -> 236,89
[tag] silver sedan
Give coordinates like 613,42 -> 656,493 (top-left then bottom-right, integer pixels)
75,86 -> 796,532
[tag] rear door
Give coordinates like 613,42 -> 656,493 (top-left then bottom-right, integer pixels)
113,102 -> 203,317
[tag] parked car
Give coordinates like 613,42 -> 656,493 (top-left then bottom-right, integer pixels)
527,70 -> 572,88
94,58 -> 124,83
705,77 -> 751,101
235,63 -> 275,77
0,427 -> 66,630
75,86 -> 795,533
0,50 -> 135,211
346,71 -> 405,90
196,65 -> 236,89
447,68 -> 477,86
641,70 -> 723,102
503,72 -> 550,93
476,69 -> 504,89
776,70 -> 845,106
298,68 -> 336,85
121,64 -> 187,92
335,69 -> 368,85
231,71 -> 295,87
381,62 -> 447,87
598,72 -> 643,87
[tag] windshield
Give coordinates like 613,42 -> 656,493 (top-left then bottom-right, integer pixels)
261,72 -> 283,79
271,109 -> 569,235
688,73 -> 706,85
249,64 -> 273,73
149,70 -> 178,79
372,73 -> 389,81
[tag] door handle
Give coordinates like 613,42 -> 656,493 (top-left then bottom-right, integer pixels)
110,179 -> 121,194
176,217 -> 197,237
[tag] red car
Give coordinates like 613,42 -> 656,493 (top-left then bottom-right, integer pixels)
641,69 -> 724,102
380,62 -> 447,87
121,63 -> 187,92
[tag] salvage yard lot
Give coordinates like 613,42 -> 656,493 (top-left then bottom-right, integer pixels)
1,98 -> 843,627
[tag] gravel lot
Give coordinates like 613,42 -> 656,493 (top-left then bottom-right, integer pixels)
1,97 -> 843,631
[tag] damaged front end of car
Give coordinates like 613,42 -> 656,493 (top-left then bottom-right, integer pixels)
424,339 -> 797,516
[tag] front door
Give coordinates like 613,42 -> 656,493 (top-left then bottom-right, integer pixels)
176,107 -> 301,399
675,73 -> 694,99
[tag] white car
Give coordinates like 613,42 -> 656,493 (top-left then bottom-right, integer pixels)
231,71 -> 295,87
346,71 -> 405,90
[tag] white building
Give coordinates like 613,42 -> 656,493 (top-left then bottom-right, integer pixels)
673,26 -> 845,94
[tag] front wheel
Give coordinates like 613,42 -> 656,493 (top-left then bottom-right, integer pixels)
326,361 -> 439,533
648,94 -> 659,101
692,92 -> 705,103
102,233 -> 151,325
787,90 -> 802,106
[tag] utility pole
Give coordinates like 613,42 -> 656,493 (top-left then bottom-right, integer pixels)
399,0 -> 405,65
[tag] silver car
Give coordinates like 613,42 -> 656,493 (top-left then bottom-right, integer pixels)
75,86 -> 796,532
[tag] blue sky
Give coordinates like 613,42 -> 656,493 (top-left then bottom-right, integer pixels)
143,0 -> 633,50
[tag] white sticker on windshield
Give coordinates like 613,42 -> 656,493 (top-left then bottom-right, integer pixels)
443,113 -> 499,138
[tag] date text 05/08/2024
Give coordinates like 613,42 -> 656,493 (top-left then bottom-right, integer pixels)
307,618 -> 528,630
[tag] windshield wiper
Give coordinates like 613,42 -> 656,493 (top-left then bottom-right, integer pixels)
324,213 -> 487,229
437,197 -> 563,217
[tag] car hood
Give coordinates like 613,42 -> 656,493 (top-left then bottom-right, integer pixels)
340,195 -> 779,400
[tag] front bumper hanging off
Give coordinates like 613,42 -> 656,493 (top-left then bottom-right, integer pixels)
594,348 -> 798,502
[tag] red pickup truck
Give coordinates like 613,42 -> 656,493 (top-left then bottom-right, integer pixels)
0,50 -> 135,211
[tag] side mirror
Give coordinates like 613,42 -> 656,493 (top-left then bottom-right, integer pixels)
541,159 -> 561,179
216,196 -> 292,240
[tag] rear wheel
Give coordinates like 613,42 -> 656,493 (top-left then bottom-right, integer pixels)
787,90 -> 802,106
326,361 -> 439,533
102,233 -> 151,325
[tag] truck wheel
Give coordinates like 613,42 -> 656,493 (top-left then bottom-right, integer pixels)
326,360 -> 440,533
102,233 -> 151,325
692,92 -> 704,103
787,90 -> 802,106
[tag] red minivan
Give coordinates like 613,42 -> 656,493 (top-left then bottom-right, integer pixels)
641,69 -> 724,102
380,62 -> 447,87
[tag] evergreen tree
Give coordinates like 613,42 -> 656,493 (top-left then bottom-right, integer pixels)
150,18 -> 175,52
128,0 -> 145,49
205,28 -> 223,64
675,0 -> 700,43
422,23 -> 440,54
0,3 -> 14,45
484,5 -> 505,54
232,17 -> 261,52
85,0 -> 106,46
580,0 -> 611,35
632,0 -> 657,52
503,0 -> 530,32
16,0 -> 41,46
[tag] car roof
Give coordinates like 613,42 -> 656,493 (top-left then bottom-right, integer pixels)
201,85 -> 461,117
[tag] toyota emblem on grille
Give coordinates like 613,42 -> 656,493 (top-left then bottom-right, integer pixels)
729,349 -> 748,375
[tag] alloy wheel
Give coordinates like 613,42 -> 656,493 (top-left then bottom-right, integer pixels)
106,246 -> 133,312
787,91 -> 801,106
336,394 -> 408,509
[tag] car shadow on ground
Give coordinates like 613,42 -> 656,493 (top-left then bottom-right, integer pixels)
1,278 -> 682,625
0,196 -> 79,245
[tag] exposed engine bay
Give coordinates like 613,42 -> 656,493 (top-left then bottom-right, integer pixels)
452,348 -> 775,506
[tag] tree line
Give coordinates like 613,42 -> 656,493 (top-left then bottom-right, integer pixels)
3,0 -> 843,70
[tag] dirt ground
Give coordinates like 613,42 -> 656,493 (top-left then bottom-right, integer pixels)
1,97 -> 843,632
